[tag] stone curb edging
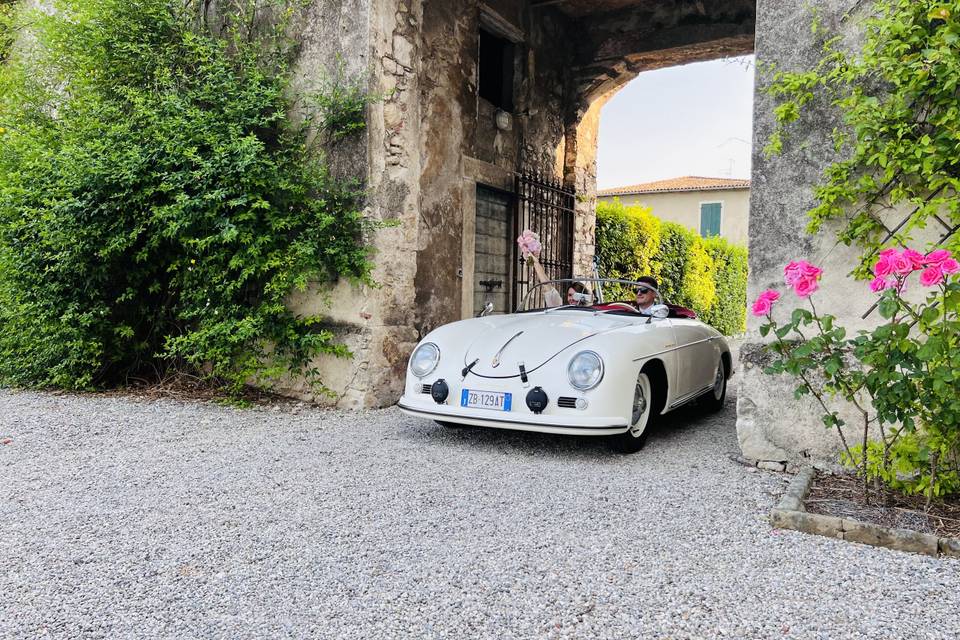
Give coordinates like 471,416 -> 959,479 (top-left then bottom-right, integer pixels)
770,467 -> 960,559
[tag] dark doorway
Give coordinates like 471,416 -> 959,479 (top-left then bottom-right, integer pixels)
474,185 -> 514,315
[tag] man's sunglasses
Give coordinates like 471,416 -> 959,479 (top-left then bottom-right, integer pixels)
636,287 -> 652,295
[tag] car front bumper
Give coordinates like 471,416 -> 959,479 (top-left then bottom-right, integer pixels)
397,394 -> 630,436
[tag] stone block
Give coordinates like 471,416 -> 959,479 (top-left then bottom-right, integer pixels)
840,519 -> 939,557
758,460 -> 787,472
777,495 -> 802,512
939,537 -> 960,558
770,509 -> 843,539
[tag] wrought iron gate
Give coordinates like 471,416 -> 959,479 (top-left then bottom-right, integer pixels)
511,171 -> 576,310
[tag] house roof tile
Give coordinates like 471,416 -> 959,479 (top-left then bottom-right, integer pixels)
597,176 -> 751,197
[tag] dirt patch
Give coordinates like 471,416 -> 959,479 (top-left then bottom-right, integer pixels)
52,372 -> 305,408
805,471 -> 960,539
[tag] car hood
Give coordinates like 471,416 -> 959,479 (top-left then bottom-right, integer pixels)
462,312 -> 631,377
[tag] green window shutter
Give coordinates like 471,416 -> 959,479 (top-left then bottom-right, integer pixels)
700,202 -> 722,237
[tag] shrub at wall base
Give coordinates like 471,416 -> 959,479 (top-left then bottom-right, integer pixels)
0,0 -> 379,394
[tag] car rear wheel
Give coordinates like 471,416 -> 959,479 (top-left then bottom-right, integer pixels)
702,361 -> 727,413
609,372 -> 653,454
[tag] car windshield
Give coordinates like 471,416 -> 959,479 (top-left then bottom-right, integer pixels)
517,278 -> 663,312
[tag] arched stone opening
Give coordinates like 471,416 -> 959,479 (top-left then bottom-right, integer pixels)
279,0 -> 756,408
550,0 -> 755,275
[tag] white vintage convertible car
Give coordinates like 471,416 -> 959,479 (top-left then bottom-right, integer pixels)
397,278 -> 732,452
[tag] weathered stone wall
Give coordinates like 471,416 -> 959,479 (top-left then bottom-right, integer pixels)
738,0 -> 874,464
281,0 -> 423,408
416,0 -> 574,333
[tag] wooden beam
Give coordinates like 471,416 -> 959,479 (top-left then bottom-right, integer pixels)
530,0 -> 570,8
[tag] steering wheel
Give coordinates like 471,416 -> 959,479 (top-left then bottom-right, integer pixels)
601,302 -> 640,313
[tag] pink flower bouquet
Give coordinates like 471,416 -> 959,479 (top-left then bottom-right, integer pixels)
517,229 -> 542,265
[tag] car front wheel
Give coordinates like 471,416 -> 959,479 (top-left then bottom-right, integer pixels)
609,371 -> 653,454
702,361 -> 727,413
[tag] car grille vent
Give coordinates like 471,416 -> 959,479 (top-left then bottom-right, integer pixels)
557,397 -> 578,408
420,384 -> 432,394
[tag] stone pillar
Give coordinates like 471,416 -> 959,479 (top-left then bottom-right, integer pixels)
738,0 -> 877,463
563,96 -> 610,279
281,0 -> 423,408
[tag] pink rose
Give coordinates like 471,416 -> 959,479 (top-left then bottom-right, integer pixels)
902,248 -> 926,270
878,248 -> 899,259
784,260 -> 822,285
783,261 -> 801,285
873,255 -> 894,277
869,276 -> 891,292
924,249 -> 951,266
940,258 -> 959,275
751,289 -> 780,317
920,266 -> 945,287
794,277 -> 820,297
891,252 -> 914,276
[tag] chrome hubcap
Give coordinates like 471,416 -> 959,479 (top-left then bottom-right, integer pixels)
631,378 -> 648,435
713,365 -> 724,398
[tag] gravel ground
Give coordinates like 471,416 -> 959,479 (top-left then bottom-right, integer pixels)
1,387 -> 958,640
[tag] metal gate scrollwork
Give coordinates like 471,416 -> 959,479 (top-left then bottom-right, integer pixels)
511,171 -> 576,310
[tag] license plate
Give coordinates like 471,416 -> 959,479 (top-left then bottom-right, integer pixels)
460,389 -> 512,411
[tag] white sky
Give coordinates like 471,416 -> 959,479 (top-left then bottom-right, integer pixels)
596,55 -> 755,190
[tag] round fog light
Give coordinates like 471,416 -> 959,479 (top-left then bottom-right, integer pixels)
525,386 -> 548,414
575,397 -> 588,410
431,379 -> 449,404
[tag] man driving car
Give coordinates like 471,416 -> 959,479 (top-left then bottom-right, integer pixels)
635,276 -> 659,313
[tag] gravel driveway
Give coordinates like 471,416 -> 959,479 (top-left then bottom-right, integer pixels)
2,387 -> 958,639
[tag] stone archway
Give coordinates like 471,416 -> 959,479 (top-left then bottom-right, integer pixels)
547,0 -> 755,274
278,0 -> 756,408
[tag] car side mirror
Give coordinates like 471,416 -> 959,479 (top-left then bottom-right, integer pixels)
478,301 -> 494,317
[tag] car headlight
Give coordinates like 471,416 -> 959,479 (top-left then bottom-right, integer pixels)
567,350 -> 604,390
410,342 -> 440,378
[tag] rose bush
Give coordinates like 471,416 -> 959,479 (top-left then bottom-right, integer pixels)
755,248 -> 960,502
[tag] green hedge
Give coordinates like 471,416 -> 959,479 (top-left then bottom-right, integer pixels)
596,199 -> 747,335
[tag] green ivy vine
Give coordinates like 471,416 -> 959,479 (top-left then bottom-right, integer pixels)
765,0 -> 960,277
0,0 -> 381,394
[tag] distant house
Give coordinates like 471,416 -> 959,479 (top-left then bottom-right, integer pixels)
597,176 -> 750,245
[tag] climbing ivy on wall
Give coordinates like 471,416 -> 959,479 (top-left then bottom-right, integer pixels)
763,1 -> 960,496
0,0 -> 380,393
765,0 -> 960,274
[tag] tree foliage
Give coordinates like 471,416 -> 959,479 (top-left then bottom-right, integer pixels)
0,0 -> 380,393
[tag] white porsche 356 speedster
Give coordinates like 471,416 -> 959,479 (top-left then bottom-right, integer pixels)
397,279 -> 732,453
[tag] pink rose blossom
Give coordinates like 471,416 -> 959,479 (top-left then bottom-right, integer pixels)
869,276 -> 892,292
794,277 -> 820,297
783,260 -> 823,297
784,260 -> 822,285
941,258 -> 959,275
873,255 -> 894,277
924,249 -> 952,266
902,248 -> 926,270
920,266 -> 945,287
878,248 -> 899,259
891,252 -> 914,276
751,289 -> 780,317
